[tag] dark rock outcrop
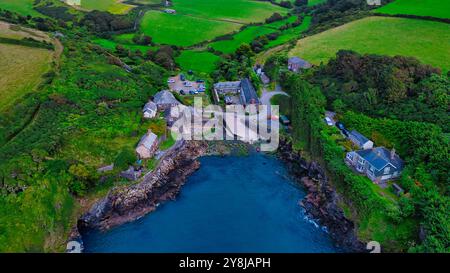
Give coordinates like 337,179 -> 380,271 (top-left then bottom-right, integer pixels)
78,140 -> 208,231
278,139 -> 366,252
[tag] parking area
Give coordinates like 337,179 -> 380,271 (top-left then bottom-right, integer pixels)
167,74 -> 206,95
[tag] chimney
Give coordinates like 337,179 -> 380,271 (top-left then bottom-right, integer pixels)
147,129 -> 152,135
391,148 -> 396,159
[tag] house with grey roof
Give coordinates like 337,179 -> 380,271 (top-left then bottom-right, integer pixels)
348,130 -> 374,150
288,56 -> 312,73
136,130 -> 159,159
143,101 -> 157,119
345,147 -> 404,184
213,81 -> 241,95
240,78 -> 260,105
153,90 -> 180,111
212,79 -> 260,105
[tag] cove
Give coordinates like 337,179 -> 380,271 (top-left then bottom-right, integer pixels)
82,153 -> 340,253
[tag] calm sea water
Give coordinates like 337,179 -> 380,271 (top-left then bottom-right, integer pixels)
83,153 -> 340,253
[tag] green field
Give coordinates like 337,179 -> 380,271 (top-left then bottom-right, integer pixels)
0,44 -> 53,111
92,38 -> 157,52
289,17 -> 450,72
265,15 -> 311,48
375,0 -> 450,19
175,50 -> 221,73
140,0 -> 287,46
308,0 -> 326,7
0,0 -> 43,17
171,0 -> 287,24
80,0 -> 134,14
140,11 -> 241,46
209,26 -> 277,54
265,15 -> 298,29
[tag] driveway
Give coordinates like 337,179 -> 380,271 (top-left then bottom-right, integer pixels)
260,84 -> 289,106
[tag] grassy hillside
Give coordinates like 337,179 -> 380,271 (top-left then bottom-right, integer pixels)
139,0 -> 287,46
79,0 -> 134,14
209,26 -> 276,54
92,38 -> 157,52
265,15 -> 311,49
171,0 -> 287,24
375,0 -> 450,19
176,50 -> 221,73
0,44 -> 52,111
0,0 -> 43,17
0,22 -> 53,111
140,11 -> 241,46
289,17 -> 450,72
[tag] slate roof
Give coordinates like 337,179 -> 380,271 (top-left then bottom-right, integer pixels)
240,78 -> 260,104
356,147 -> 404,171
288,57 -> 312,68
349,130 -> 371,146
153,90 -> 179,105
214,81 -> 241,90
138,131 -> 158,150
143,101 -> 157,112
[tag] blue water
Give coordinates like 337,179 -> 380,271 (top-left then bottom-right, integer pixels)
83,153 -> 339,253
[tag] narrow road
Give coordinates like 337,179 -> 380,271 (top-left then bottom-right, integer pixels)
260,84 -> 289,106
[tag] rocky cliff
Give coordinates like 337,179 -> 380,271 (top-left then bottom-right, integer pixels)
78,140 -> 208,231
278,138 -> 366,252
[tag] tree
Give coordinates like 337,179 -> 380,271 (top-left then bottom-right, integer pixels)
332,99 -> 345,114
294,0 -> 308,7
114,148 -> 136,170
235,44 -> 254,59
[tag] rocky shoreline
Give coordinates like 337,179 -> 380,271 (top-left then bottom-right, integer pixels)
71,139 -> 365,252
277,138 -> 366,252
70,140 -> 208,248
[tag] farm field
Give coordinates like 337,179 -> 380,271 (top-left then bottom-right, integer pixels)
170,0 -> 287,24
0,21 -> 53,110
175,50 -> 221,74
265,15 -> 311,48
80,0 -> 134,14
140,11 -> 241,46
265,15 -> 298,29
0,21 -> 51,43
0,0 -> 43,17
92,38 -> 157,52
0,44 -> 53,111
289,16 -> 450,72
209,26 -> 276,54
375,0 -> 450,20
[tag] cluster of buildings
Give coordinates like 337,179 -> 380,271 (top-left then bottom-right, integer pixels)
213,78 -> 260,106
137,90 -> 181,159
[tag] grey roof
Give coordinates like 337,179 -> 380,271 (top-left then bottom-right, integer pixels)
240,78 -> 260,104
143,101 -> 157,112
214,81 -> 241,89
356,147 -> 404,171
153,90 -> 180,105
288,56 -> 312,68
138,131 -> 158,150
349,130 -> 371,146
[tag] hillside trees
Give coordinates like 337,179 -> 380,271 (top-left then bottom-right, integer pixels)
312,51 -> 449,131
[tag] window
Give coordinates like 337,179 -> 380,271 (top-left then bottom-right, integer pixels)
384,167 -> 391,175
